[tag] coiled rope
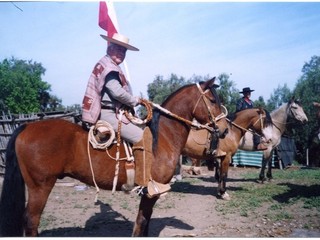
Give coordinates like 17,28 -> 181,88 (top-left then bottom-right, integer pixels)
88,120 -> 115,149
87,120 -> 115,202
124,98 -> 153,125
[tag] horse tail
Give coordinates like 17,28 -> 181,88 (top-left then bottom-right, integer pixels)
0,124 -> 27,237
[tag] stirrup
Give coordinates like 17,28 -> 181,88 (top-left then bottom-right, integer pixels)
213,149 -> 226,157
216,149 -> 227,157
147,180 -> 171,198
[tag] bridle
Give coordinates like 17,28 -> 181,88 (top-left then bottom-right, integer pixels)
192,83 -> 227,127
288,102 -> 301,121
272,101 -> 304,132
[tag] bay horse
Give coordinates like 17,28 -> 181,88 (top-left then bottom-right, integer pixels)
183,108 -> 273,200
0,78 -> 228,237
239,97 -> 308,182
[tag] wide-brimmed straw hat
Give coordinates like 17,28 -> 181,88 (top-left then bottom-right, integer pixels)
100,33 -> 139,51
239,87 -> 255,94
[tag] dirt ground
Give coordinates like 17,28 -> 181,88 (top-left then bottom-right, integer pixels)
35,166 -> 319,237
1,165 -> 320,237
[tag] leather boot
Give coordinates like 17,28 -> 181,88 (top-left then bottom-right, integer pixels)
132,127 -> 171,198
214,148 -> 227,157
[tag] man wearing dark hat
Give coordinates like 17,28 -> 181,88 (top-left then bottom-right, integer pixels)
82,33 -> 170,197
236,87 -> 255,112
236,87 -> 267,150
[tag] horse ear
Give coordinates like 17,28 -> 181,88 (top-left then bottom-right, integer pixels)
203,77 -> 219,90
313,102 -> 320,108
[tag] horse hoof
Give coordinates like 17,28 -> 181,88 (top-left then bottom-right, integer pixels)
258,177 -> 267,184
221,192 -> 231,201
217,192 -> 231,200
121,184 -> 135,192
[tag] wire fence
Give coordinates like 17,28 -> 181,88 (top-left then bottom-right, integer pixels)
0,111 -> 81,175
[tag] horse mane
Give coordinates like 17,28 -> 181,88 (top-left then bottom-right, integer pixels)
148,108 -> 160,152
161,83 -> 194,106
264,108 -> 273,127
148,84 -> 193,153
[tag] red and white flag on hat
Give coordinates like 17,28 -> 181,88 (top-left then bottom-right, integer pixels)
98,1 -> 131,82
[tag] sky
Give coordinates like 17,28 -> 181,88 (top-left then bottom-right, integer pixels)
1,1 -> 320,106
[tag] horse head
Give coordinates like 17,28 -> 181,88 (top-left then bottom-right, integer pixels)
193,77 -> 228,139
287,96 -> 308,124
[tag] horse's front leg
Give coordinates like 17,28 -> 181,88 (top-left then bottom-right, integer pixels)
259,157 -> 267,183
266,149 -> 274,180
214,157 -> 220,182
132,195 -> 159,237
259,150 -> 272,183
217,156 -> 231,200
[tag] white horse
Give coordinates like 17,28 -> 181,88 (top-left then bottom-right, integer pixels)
238,97 -> 308,182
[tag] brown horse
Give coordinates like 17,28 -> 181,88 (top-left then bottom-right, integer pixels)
0,78 -> 228,237
183,108 -> 273,200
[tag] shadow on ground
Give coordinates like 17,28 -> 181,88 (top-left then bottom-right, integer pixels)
39,200 -> 193,237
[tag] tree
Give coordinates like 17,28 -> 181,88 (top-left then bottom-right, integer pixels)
253,96 -> 267,110
147,74 -> 189,104
293,55 -> 320,162
216,73 -> 240,113
0,57 -> 53,113
266,84 -> 292,111
46,95 -> 63,112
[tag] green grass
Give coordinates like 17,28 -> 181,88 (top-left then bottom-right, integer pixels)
215,168 -> 320,221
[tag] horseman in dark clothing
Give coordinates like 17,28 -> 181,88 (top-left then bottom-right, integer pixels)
236,87 -> 267,150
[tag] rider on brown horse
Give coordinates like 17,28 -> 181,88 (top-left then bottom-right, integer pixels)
236,87 -> 268,150
81,33 -> 170,197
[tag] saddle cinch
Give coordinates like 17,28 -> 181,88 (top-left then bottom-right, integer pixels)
90,121 -> 171,198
